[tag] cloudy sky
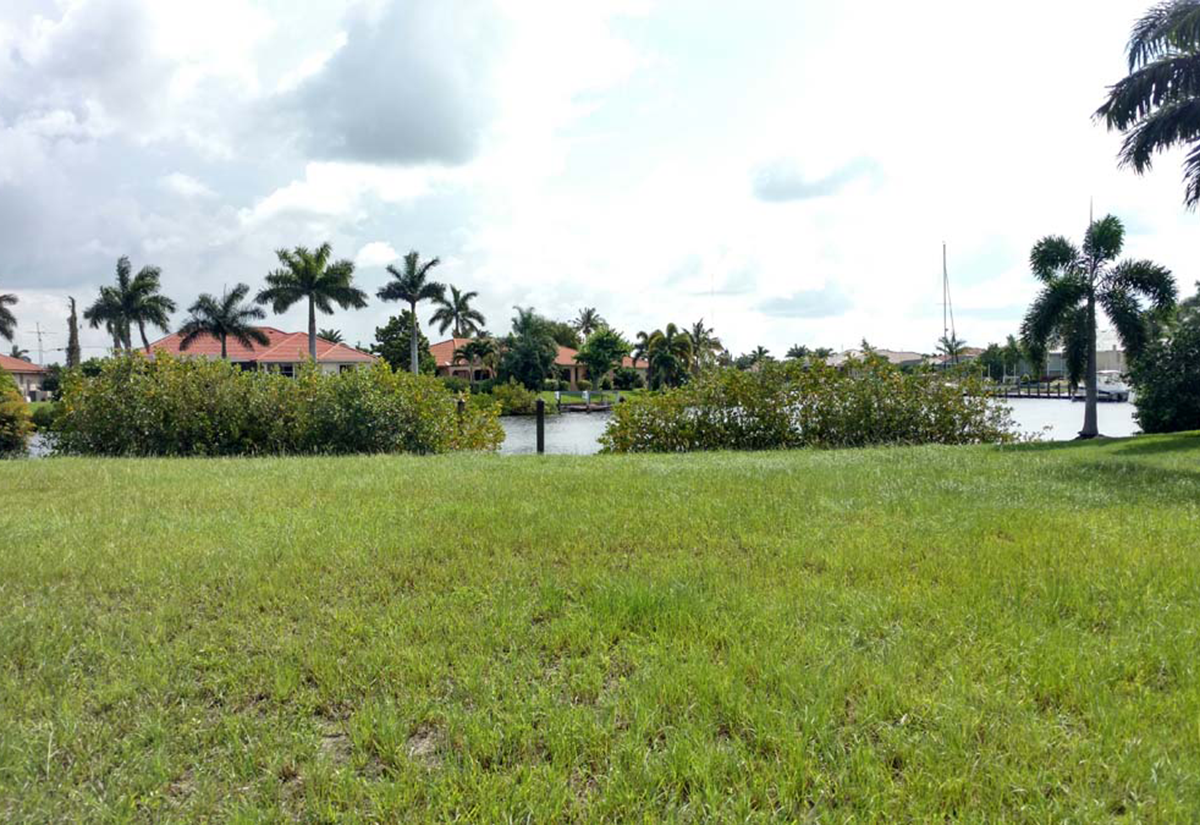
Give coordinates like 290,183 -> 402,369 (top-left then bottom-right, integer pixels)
2,0 -> 1197,362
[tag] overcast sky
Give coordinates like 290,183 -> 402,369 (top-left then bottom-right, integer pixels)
2,0 -> 1197,363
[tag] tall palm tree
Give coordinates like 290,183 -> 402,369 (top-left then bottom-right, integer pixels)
318,328 -> 343,343
0,291 -> 16,342
431,285 -> 486,338
749,345 -> 771,365
1021,214 -> 1175,438
9,344 -> 30,361
632,329 -> 653,385
647,324 -> 693,388
786,344 -> 810,360
178,284 -> 270,360
257,243 -> 367,361
1096,0 -> 1200,207
686,319 -> 723,376
377,251 -> 444,374
573,307 -> 605,337
83,257 -> 176,352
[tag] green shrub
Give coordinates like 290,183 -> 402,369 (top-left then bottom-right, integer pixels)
440,376 -> 470,394
472,377 -> 499,395
491,379 -> 540,415
577,379 -> 592,391
30,403 -> 59,432
557,380 -> 570,392
612,367 -> 644,390
600,375 -> 613,391
599,357 -> 1016,453
542,379 -> 559,392
1130,316 -> 1200,434
0,372 -> 33,455
52,354 -> 503,456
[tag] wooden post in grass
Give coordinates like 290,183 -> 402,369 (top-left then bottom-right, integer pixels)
536,398 -> 545,454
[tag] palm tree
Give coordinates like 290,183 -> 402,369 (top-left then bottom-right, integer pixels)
257,243 -> 367,361
178,283 -> 270,360
750,345 -> 771,365
1096,0 -> 1200,207
318,328 -> 343,343
453,336 -> 499,387
82,257 -> 176,352
686,319 -> 722,376
937,333 -> 968,365
786,344 -> 809,360
431,285 -> 486,338
377,251 -> 445,374
1021,214 -> 1175,438
9,344 -> 29,361
0,291 -> 16,342
632,330 -> 653,385
573,307 -> 605,337
647,324 -> 693,388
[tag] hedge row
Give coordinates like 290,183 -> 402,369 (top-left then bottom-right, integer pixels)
599,357 -> 1016,452
52,354 -> 503,456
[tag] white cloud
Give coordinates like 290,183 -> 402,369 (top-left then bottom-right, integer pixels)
354,241 -> 399,269
161,173 -> 215,199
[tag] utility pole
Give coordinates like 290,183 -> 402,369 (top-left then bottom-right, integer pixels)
32,322 -> 56,366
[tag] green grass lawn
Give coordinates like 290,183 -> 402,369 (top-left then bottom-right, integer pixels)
2,435 -> 1200,821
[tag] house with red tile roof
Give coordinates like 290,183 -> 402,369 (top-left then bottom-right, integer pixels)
0,353 -> 48,401
430,338 -> 646,389
148,327 -> 376,376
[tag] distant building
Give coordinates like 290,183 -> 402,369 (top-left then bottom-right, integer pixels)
148,327 -> 375,375
430,338 -> 647,389
0,354 -> 47,401
826,349 -> 927,368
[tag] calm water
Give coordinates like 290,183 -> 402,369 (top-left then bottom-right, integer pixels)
499,398 -> 1140,455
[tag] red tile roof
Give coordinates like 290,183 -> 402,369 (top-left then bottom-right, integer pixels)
149,327 -> 376,363
0,354 -> 46,374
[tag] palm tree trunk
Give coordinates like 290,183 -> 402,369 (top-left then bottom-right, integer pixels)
221,333 -> 228,360
409,300 -> 419,375
308,297 -> 317,362
1080,292 -> 1100,439
139,320 -> 150,353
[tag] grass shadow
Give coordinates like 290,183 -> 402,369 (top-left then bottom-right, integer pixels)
1112,431 -> 1200,458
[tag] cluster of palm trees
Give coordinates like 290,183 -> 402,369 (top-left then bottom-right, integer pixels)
628,320 -> 724,388
75,245 -> 485,374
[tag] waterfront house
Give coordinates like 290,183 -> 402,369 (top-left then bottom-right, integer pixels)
148,327 -> 376,375
431,338 -> 647,389
0,354 -> 47,401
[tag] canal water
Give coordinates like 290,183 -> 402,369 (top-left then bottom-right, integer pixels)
499,398 -> 1141,455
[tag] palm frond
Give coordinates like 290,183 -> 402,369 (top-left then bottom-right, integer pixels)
1057,306 -> 1090,388
1029,236 -> 1080,282
1083,215 -> 1127,263
1098,53 -> 1200,130
1128,0 -> 1200,70
1116,98 -> 1200,174
1021,276 -> 1087,365
1101,287 -> 1152,359
1111,258 -> 1177,309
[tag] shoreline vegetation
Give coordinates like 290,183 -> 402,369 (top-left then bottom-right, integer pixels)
2,434 -> 1199,819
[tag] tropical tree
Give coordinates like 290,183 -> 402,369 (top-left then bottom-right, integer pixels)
377,251 -> 444,374
937,333 -> 968,365
573,307 -> 605,337
431,285 -> 486,338
318,328 -> 343,343
1021,214 -> 1176,438
575,326 -> 631,387
178,283 -> 270,360
646,324 -> 693,388
0,291 -> 15,342
632,330 -> 652,381
66,297 -> 81,368
498,307 -> 559,389
749,345 -> 771,365
686,319 -> 723,376
371,311 -> 436,374
8,345 -> 29,361
257,243 -> 366,361
83,257 -> 176,352
1096,0 -> 1200,207
454,336 -> 499,387
786,344 -> 810,360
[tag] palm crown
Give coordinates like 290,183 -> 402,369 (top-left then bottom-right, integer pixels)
377,251 -> 445,374
1021,214 -> 1175,437
431,285 -> 486,338
1097,0 -> 1200,207
257,243 -> 366,360
646,323 -> 693,388
83,257 -> 177,352
573,307 -> 605,337
0,292 -> 16,342
178,283 -> 270,360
